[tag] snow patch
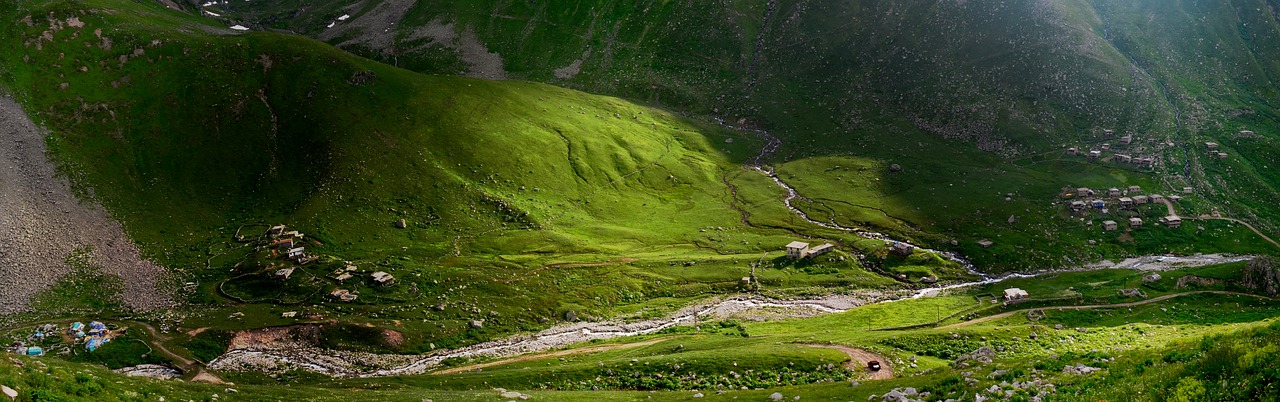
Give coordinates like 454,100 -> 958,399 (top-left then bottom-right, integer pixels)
229,25 -> 249,31
337,14 -> 350,21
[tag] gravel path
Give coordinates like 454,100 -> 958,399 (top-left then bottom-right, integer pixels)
0,95 -> 173,313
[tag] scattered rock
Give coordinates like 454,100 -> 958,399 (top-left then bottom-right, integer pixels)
348,70 -> 377,86
953,346 -> 996,368
1177,275 -> 1222,288
889,164 -> 902,172
1062,363 -> 1102,375
771,392 -> 784,401
469,320 -> 484,329
692,392 -> 703,398
0,98 -> 175,312
114,364 -> 183,380
1142,273 -> 1162,283
2,385 -> 16,400
394,219 -> 407,229
564,311 -> 578,322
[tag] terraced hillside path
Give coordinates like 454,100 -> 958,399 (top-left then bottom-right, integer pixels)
937,290 -> 1272,330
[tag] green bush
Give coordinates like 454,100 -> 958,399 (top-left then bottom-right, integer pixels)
185,330 -> 232,363
66,335 -> 166,370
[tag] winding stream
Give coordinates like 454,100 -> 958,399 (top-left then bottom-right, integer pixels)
208,121 -> 1251,379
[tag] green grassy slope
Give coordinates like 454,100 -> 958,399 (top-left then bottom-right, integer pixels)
207,0 -> 1280,272
0,0 -> 972,353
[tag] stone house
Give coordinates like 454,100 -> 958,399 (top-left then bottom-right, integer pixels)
786,241 -> 810,259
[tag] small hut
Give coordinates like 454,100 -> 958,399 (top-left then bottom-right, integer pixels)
807,243 -> 835,258
1003,288 -> 1029,300
372,271 -> 396,286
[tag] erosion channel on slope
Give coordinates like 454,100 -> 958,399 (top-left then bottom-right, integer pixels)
206,123 -> 1254,379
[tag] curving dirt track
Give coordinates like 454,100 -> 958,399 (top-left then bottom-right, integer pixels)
936,290 -> 1272,329
804,344 -> 894,380
0,95 -> 173,313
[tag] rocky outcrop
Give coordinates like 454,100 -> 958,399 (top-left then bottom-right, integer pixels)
1176,275 -> 1223,289
1242,257 -> 1280,295
952,346 -> 996,368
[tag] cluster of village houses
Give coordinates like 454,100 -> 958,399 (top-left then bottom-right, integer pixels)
7,321 -> 117,357
1064,129 -> 1158,167
1067,129 -> 1243,166
1064,185 -> 1183,230
264,225 -> 396,304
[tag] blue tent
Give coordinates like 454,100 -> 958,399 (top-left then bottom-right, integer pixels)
86,337 -> 105,352
26,346 -> 44,356
70,322 -> 84,331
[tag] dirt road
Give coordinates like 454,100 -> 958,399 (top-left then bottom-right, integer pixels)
433,338 -> 668,375
0,95 -> 173,313
1196,216 -> 1280,249
1157,198 -> 1179,218
131,320 -> 226,384
937,290 -> 1272,329
804,344 -> 893,380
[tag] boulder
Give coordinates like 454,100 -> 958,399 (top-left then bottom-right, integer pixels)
1062,363 -> 1102,375
469,320 -> 484,329
1142,273 -> 1162,283
394,219 -> 407,229
771,392 -> 784,401
880,390 -> 907,402
2,385 -> 16,401
952,346 -> 996,368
